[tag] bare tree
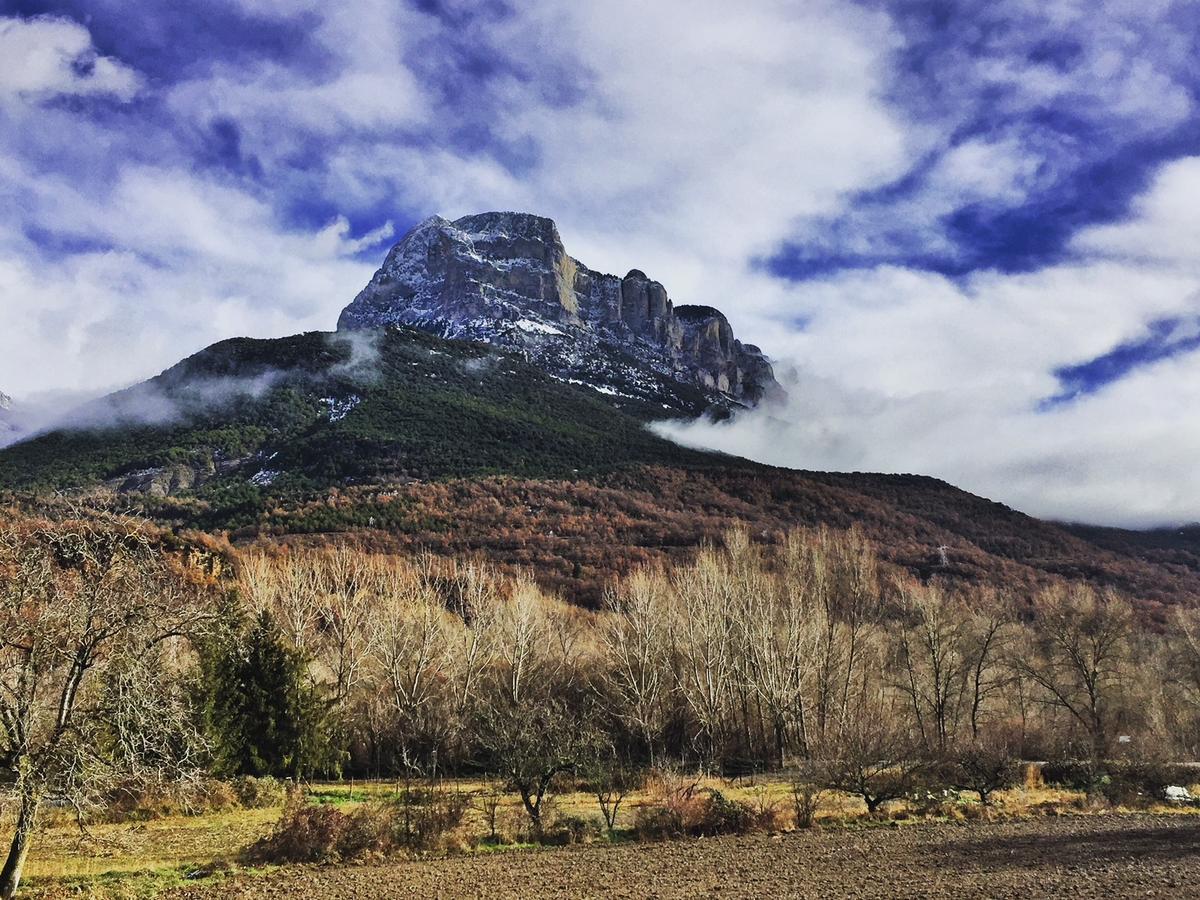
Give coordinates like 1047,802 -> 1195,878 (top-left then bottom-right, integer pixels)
312,547 -> 379,710
443,559 -> 501,721
892,580 -> 973,752
670,547 -> 737,762
0,511 -> 214,898
580,738 -> 638,836
793,527 -> 880,744
965,599 -> 1011,739
942,733 -> 1019,805
601,569 -> 669,764
371,557 -> 456,771
735,548 -> 811,767
809,702 -> 925,815
1009,584 -> 1134,761
478,697 -> 591,840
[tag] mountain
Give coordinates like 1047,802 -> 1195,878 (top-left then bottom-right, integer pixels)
0,213 -> 1197,612
0,328 -> 716,502
338,212 -> 782,412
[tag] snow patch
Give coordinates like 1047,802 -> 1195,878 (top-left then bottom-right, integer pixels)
514,318 -> 565,336
323,395 -> 362,423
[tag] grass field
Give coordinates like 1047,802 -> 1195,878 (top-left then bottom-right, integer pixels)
10,775 -> 1200,898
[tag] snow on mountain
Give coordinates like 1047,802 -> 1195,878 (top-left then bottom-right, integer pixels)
337,212 -> 782,411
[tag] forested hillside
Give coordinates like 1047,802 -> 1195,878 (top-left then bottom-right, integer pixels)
1,326 -> 1197,614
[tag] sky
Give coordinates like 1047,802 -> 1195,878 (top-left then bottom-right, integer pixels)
0,0 -> 1198,527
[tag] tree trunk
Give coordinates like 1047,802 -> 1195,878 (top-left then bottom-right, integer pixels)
0,790 -> 39,900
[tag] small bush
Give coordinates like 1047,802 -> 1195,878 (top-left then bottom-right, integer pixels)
1039,758 -> 1193,807
633,803 -> 687,841
338,803 -> 395,859
543,814 -> 602,845
697,790 -> 758,835
99,777 -> 240,822
189,778 -> 241,815
633,783 -> 772,840
791,782 -> 824,829
1040,759 -> 1097,791
632,773 -> 705,840
393,787 -> 470,851
248,798 -> 350,863
233,775 -> 288,809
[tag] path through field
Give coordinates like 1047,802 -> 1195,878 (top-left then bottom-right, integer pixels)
169,814 -> 1200,899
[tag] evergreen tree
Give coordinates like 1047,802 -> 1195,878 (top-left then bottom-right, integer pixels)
200,609 -> 333,778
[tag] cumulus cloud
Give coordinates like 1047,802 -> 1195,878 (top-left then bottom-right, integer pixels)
1072,157 -> 1200,270
0,161 -> 391,395
0,15 -> 142,102
657,157 -> 1200,527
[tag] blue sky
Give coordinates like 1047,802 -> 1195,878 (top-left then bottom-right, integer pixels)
1,0 -> 1199,526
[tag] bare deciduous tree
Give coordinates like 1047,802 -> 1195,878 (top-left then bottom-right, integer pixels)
0,512 -> 214,898
601,569 -> 669,764
1009,583 -> 1134,762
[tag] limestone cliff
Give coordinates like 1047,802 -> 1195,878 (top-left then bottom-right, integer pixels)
337,212 -> 782,409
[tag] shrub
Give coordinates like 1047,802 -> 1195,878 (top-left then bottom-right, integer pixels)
100,777 -> 240,822
1040,759 -> 1097,791
233,775 -> 288,809
632,773 -> 705,840
338,804 -> 396,859
790,781 -> 824,829
1039,758 -> 1194,807
632,782 -> 771,840
633,803 -> 688,841
248,785 -> 472,865
248,798 -> 351,863
543,814 -> 603,845
392,787 -> 470,851
1098,761 -> 1197,808
697,790 -> 758,835
189,778 -> 242,815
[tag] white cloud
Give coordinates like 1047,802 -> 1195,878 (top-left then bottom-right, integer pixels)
1072,156 -> 1200,270
657,156 -> 1200,527
427,0 -> 912,285
0,15 -> 142,102
0,163 -> 389,396
2,1 -> 1198,527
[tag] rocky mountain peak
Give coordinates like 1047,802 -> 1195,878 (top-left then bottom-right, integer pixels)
337,212 -> 782,411
0,391 -> 11,411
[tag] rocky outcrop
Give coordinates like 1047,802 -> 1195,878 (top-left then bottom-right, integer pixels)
337,212 -> 782,409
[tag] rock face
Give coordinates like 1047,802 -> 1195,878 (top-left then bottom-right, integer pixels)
337,212 -> 782,410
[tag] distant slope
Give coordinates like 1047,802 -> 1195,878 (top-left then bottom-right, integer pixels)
1,327 -> 1197,613
0,328 -> 716,503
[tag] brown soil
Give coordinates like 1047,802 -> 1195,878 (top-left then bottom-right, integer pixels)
169,814 -> 1200,899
